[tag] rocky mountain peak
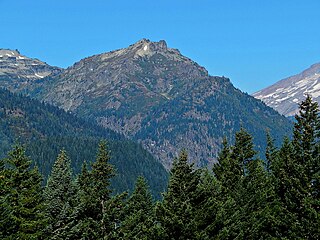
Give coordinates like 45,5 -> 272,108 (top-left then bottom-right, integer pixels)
0,49 -> 21,58
0,48 -> 62,92
131,39 -> 167,52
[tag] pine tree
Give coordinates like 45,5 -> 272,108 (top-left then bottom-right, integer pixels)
75,140 -> 124,239
212,137 -> 231,183
0,158 -> 11,238
120,176 -> 156,239
214,128 -> 259,239
271,137 -> 304,238
240,158 -> 283,239
232,127 -> 256,173
44,149 -> 77,239
156,150 -> 201,240
265,131 -> 278,173
194,170 -> 222,239
2,145 -> 46,239
74,162 -> 100,239
291,95 -> 320,238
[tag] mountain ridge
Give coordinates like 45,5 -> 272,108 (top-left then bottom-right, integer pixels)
0,39 -> 293,168
253,63 -> 320,116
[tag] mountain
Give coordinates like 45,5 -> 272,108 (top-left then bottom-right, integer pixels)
253,63 -> 320,116
1,40 -> 293,168
0,49 -> 62,93
0,88 -> 168,198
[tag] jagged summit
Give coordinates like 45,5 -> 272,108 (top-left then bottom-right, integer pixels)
130,38 -> 168,52
0,49 -> 21,57
0,48 -> 62,92
91,38 -> 196,68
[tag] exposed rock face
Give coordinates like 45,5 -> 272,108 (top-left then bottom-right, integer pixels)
0,49 -> 61,92
0,40 -> 292,169
253,63 -> 320,116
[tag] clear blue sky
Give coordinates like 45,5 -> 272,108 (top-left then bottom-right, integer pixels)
1,0 -> 320,93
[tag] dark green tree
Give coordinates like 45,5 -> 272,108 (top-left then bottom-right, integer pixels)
232,127 -> 256,174
269,136 -> 308,238
75,141 -> 125,239
74,162 -> 100,239
194,170 -> 222,239
291,95 -> 320,238
238,158 -> 283,239
265,131 -> 278,173
44,149 -> 77,239
120,176 -> 156,239
156,150 -> 201,240
0,158 -> 11,238
1,145 -> 46,239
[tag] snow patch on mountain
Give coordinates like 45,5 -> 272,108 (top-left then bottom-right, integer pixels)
253,63 -> 320,116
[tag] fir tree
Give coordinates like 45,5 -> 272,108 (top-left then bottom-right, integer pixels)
44,149 -> 77,239
272,137 -> 303,238
292,95 -> 320,238
194,170 -> 223,239
265,131 -> 278,173
232,127 -> 256,174
120,176 -> 156,239
75,140 -> 124,239
0,158 -> 10,238
2,145 -> 46,239
156,150 -> 201,240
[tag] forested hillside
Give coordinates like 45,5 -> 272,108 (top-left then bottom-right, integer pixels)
0,88 -> 168,197
0,96 -> 319,239
0,41 -> 293,169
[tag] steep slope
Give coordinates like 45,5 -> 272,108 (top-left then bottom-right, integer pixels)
25,39 -> 293,168
0,88 -> 168,198
0,49 -> 62,93
253,63 -> 320,116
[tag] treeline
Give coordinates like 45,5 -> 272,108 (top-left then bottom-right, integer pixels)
0,95 -> 319,239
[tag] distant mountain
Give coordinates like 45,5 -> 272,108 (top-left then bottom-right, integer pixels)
0,88 -> 168,198
253,63 -> 320,116
0,40 -> 293,168
0,49 -> 62,93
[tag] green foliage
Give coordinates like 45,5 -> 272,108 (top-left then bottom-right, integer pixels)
0,95 -> 318,240
0,87 -> 168,199
44,150 -> 77,239
119,176 -> 156,239
75,141 -> 126,239
156,150 -> 201,240
1,145 -> 46,239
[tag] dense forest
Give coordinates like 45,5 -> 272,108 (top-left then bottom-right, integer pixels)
0,87 -> 168,198
0,95 -> 319,239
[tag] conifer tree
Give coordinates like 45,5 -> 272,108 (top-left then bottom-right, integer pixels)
74,162 -> 100,239
272,137 -> 304,238
212,137 -> 231,183
291,95 -> 320,238
0,158 -> 10,238
75,140 -> 124,239
2,145 -> 46,239
265,131 -> 278,173
214,128 -> 261,239
120,176 -> 156,239
44,149 -> 77,239
194,170 -> 222,239
232,127 -> 256,174
239,158 -> 283,239
156,150 -> 201,240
